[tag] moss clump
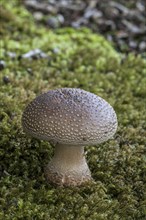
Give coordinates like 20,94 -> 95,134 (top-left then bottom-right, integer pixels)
0,1 -> 146,220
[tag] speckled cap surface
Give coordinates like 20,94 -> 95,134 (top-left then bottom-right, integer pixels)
22,88 -> 117,146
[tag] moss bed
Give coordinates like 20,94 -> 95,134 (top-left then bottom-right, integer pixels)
0,1 -> 146,219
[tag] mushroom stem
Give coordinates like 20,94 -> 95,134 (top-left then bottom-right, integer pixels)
45,144 -> 92,186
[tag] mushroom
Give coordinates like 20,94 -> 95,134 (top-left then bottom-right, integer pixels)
22,88 -> 117,186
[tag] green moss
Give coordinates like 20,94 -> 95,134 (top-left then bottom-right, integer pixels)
0,1 -> 146,220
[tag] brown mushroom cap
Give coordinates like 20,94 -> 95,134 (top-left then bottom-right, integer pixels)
22,88 -> 117,146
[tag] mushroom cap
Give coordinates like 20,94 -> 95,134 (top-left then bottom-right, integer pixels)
22,88 -> 117,146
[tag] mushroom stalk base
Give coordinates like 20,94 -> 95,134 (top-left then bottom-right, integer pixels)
45,144 -> 92,186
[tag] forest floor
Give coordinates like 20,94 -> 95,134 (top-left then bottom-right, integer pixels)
23,0 -> 146,55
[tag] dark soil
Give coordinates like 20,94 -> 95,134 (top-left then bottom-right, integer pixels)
23,0 -> 146,55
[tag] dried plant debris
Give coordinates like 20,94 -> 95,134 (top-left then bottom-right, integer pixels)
23,0 -> 146,55
19,49 -> 48,60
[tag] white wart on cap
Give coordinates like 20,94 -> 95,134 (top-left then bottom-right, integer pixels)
22,88 -> 117,186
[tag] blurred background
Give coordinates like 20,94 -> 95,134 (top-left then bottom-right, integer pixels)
23,0 -> 146,55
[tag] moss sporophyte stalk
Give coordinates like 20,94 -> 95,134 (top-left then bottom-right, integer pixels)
0,0 -> 146,219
